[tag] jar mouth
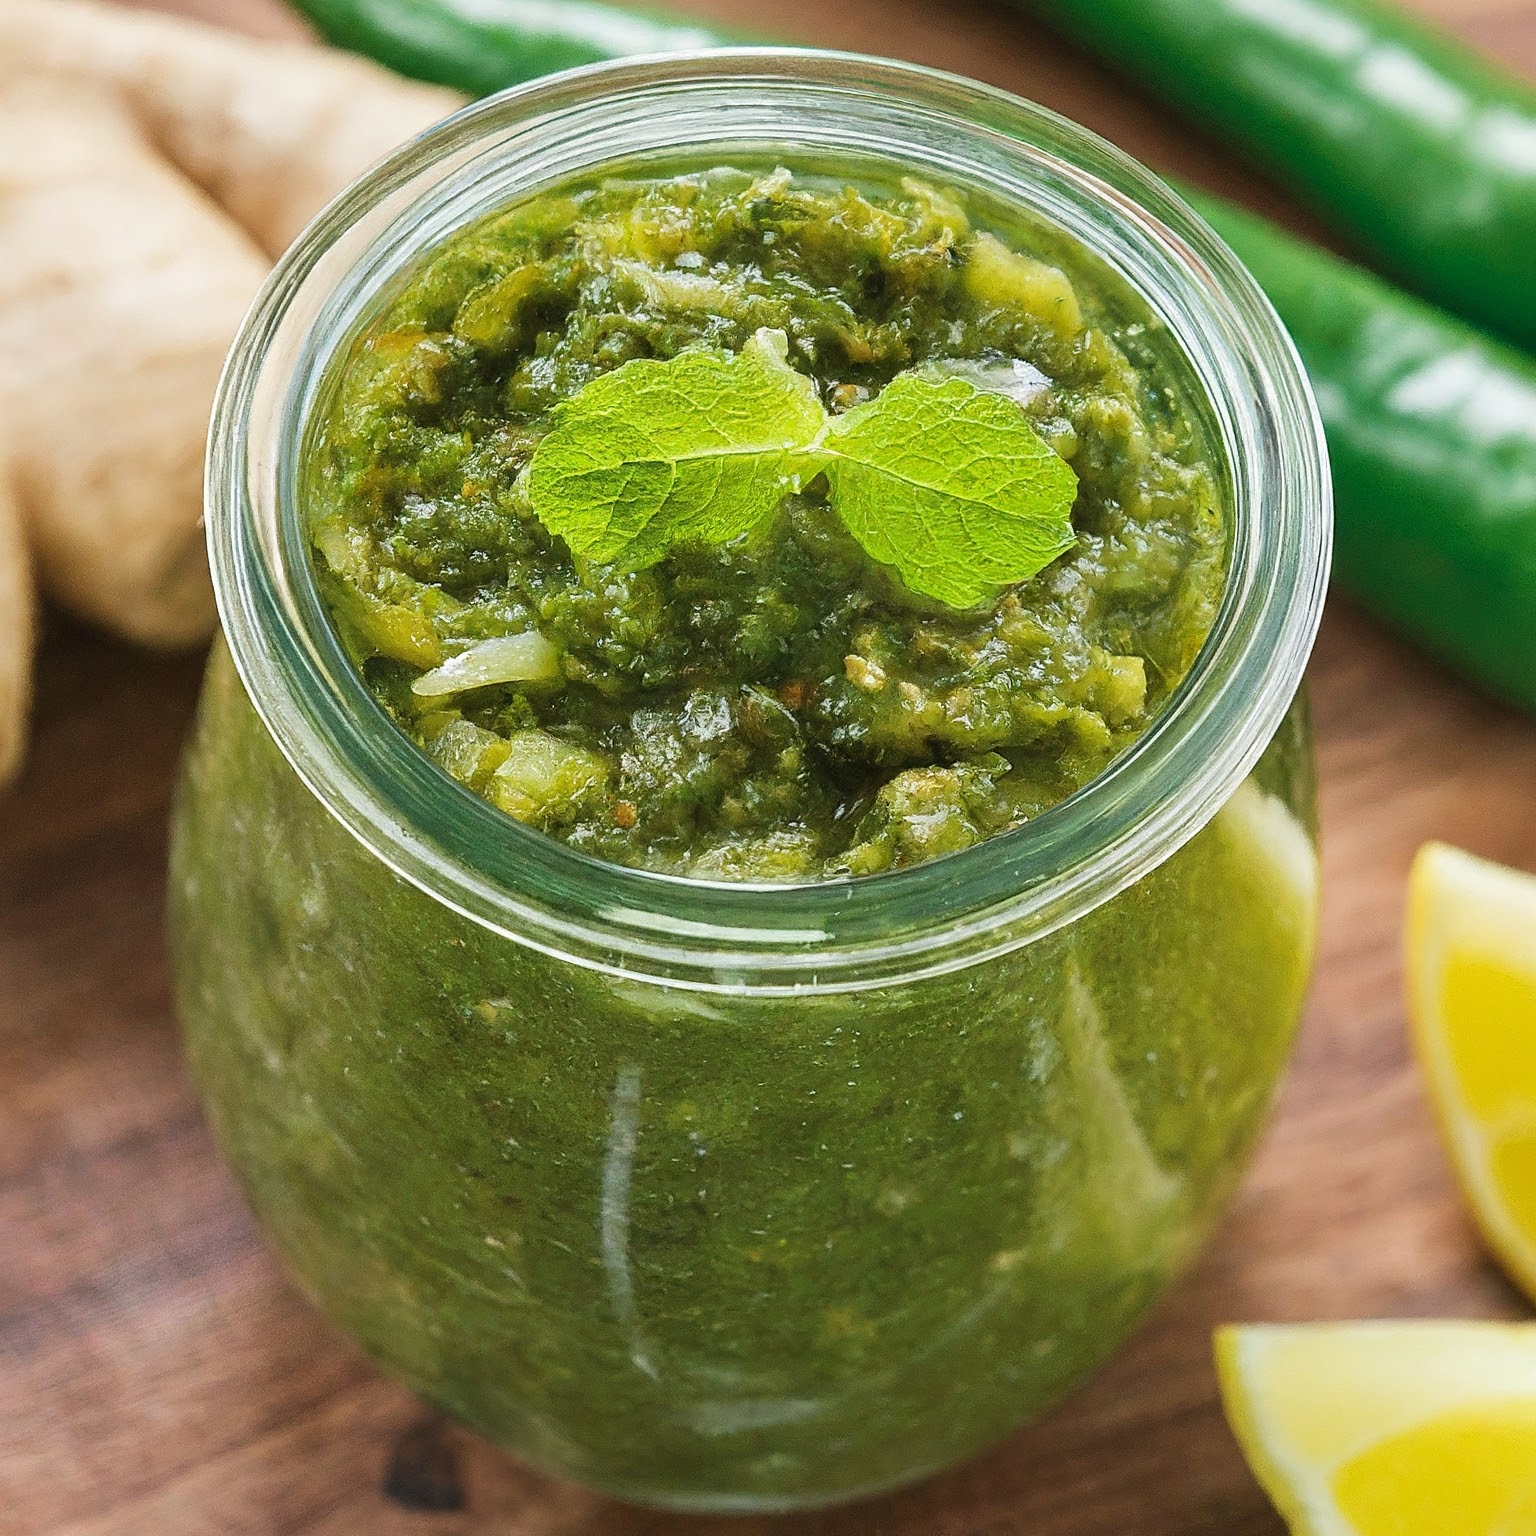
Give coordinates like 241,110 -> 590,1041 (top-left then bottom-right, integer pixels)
208,48 -> 1330,993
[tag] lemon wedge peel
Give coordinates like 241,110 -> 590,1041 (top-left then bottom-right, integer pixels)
1216,1321 -> 1536,1536
1406,840 -> 1536,1302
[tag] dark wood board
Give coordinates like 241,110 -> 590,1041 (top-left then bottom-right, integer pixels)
3,0 -> 1536,1530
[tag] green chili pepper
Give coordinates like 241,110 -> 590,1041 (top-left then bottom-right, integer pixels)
1017,0 -> 1536,353
1186,188 -> 1536,711
292,0 -> 733,96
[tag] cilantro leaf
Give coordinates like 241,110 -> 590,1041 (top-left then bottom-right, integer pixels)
525,328 -> 825,567
821,373 -> 1078,607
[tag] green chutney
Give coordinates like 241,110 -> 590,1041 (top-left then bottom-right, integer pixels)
308,167 -> 1226,878
170,150 -> 1319,1513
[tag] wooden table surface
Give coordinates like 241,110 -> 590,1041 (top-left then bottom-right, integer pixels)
5,0 -> 1536,1531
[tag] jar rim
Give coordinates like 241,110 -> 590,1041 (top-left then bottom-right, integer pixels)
207,48 -> 1331,993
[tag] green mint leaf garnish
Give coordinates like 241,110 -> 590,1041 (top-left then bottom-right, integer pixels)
525,328 -> 825,567
820,373 -> 1078,608
524,331 -> 1078,606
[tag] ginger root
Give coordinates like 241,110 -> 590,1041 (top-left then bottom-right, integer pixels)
0,79 -> 269,649
0,0 -> 465,785
0,0 -> 464,256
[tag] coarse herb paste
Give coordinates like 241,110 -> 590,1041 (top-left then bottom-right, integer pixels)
310,166 -> 1226,878
172,146 -> 1318,1514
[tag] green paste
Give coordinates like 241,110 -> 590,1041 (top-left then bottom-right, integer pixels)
309,167 -> 1226,879
173,656 -> 1317,1508
171,159 -> 1318,1512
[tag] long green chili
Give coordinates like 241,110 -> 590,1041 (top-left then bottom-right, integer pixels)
1015,0 -> 1536,352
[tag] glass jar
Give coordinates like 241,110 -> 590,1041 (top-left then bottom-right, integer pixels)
171,50 -> 1330,1513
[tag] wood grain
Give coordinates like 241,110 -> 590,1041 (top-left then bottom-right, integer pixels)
3,0 -> 1535,1531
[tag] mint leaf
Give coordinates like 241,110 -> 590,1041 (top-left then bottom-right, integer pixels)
525,328 -> 825,567
821,373 -> 1078,608
523,332 -> 1078,608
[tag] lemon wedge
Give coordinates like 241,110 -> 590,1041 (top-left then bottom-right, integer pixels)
1217,1322 -> 1536,1534
1407,841 -> 1536,1300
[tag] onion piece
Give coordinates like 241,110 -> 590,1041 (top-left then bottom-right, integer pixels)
410,632 -> 562,697
923,357 -> 1052,407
